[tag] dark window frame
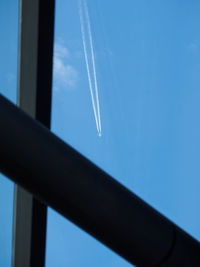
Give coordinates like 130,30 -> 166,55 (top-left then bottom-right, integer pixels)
12,0 -> 55,266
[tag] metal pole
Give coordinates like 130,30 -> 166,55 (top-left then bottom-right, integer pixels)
0,94 -> 199,267
12,0 -> 55,266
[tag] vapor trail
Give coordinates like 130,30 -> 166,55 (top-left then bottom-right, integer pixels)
78,0 -> 100,134
83,0 -> 102,135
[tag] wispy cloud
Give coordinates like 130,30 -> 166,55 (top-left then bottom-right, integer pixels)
54,43 -> 70,58
53,42 -> 78,88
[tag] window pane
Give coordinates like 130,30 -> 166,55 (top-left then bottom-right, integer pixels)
0,1 -> 19,266
47,0 -> 200,266
0,0 -> 19,103
0,174 -> 14,267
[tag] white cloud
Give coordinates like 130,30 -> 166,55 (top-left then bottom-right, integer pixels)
54,43 -> 70,59
54,57 -> 78,87
53,42 -> 78,89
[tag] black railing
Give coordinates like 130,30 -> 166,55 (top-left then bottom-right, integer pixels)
0,94 -> 199,266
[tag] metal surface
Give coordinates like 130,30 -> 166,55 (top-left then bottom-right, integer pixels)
1,94 -> 199,267
12,0 -> 55,266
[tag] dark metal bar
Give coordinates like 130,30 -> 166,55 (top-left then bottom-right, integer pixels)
13,0 -> 55,266
0,94 -> 199,267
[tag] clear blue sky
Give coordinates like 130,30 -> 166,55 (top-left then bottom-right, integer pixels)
0,0 -> 18,266
1,0 -> 200,266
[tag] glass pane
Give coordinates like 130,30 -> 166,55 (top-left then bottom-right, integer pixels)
0,174 -> 14,267
0,0 -> 19,103
47,0 -> 200,266
0,0 -> 19,266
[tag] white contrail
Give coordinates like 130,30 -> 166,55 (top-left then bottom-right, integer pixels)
83,0 -> 102,135
78,0 -> 100,134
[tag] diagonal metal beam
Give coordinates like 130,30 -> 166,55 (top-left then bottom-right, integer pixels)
12,1 -> 55,266
0,94 -> 199,267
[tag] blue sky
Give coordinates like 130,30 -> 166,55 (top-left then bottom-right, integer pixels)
1,0 -> 200,266
0,0 -> 18,266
